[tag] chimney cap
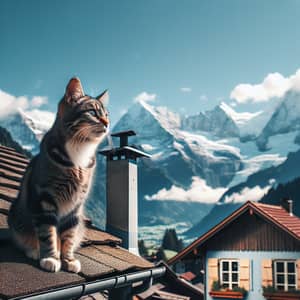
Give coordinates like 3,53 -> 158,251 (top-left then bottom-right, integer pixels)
110,130 -> 136,138
99,130 -> 151,161
112,130 -> 136,148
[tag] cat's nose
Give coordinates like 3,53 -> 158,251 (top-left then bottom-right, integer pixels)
99,117 -> 109,127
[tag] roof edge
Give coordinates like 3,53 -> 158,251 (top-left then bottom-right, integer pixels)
11,266 -> 166,300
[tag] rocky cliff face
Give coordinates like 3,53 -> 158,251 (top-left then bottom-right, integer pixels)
257,91 -> 300,150
182,103 -> 240,138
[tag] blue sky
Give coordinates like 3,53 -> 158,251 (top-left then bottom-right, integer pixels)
1,0 -> 300,125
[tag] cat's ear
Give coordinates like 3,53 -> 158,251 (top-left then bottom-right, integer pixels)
96,89 -> 109,106
65,77 -> 84,102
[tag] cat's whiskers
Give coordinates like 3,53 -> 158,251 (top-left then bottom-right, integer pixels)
77,128 -> 91,144
70,126 -> 89,143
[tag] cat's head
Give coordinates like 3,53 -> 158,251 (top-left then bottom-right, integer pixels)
57,77 -> 109,144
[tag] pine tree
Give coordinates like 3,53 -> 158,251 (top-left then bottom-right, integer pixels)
161,228 -> 184,252
138,240 -> 148,257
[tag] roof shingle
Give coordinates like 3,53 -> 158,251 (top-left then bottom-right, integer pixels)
0,145 -> 154,299
253,202 -> 300,239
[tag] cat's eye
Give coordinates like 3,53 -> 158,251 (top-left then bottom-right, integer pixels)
88,110 -> 97,117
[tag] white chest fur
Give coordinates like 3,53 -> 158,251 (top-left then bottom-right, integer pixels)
65,141 -> 98,168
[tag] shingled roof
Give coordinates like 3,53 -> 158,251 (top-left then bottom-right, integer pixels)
168,200 -> 300,265
0,145 -> 163,300
135,263 -> 203,300
253,202 -> 300,239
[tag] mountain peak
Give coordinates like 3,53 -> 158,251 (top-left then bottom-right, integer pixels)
0,109 -> 55,154
182,102 -> 240,138
119,100 -> 181,136
257,90 -> 300,150
219,101 -> 236,116
219,102 -> 263,126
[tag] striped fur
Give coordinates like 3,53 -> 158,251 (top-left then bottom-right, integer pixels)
8,78 -> 109,273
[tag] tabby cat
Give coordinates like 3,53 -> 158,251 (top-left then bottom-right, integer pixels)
8,77 -> 109,273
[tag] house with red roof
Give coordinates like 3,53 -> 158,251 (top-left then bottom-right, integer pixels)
168,200 -> 300,300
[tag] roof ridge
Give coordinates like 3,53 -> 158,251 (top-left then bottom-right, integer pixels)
252,201 -> 300,220
252,202 -> 283,209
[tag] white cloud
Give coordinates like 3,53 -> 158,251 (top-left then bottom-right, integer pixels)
0,89 -> 49,119
31,96 -> 48,107
134,92 -> 156,103
180,87 -> 192,93
230,69 -> 300,103
0,90 -> 30,118
145,176 -> 227,203
224,185 -> 270,203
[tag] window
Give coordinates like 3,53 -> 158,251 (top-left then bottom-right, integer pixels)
274,260 -> 297,291
220,259 -> 239,289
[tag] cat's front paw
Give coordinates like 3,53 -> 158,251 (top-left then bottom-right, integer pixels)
62,258 -> 81,273
40,257 -> 61,272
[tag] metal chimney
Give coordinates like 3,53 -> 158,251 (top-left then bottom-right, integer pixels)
99,130 -> 151,255
281,198 -> 293,216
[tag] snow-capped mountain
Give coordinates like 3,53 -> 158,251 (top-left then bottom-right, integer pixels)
181,101 -> 277,140
219,102 -> 266,139
182,103 -> 240,138
99,100 -> 244,225
0,109 -> 55,154
19,109 -> 55,142
114,100 -> 243,188
184,92 -> 300,240
257,91 -> 300,150
185,148 -> 300,239
109,99 -> 300,227
2,93 -> 300,233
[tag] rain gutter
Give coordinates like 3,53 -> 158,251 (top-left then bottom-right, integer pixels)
11,266 -> 166,300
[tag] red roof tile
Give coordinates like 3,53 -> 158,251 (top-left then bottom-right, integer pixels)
252,202 -> 300,239
179,271 -> 196,282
